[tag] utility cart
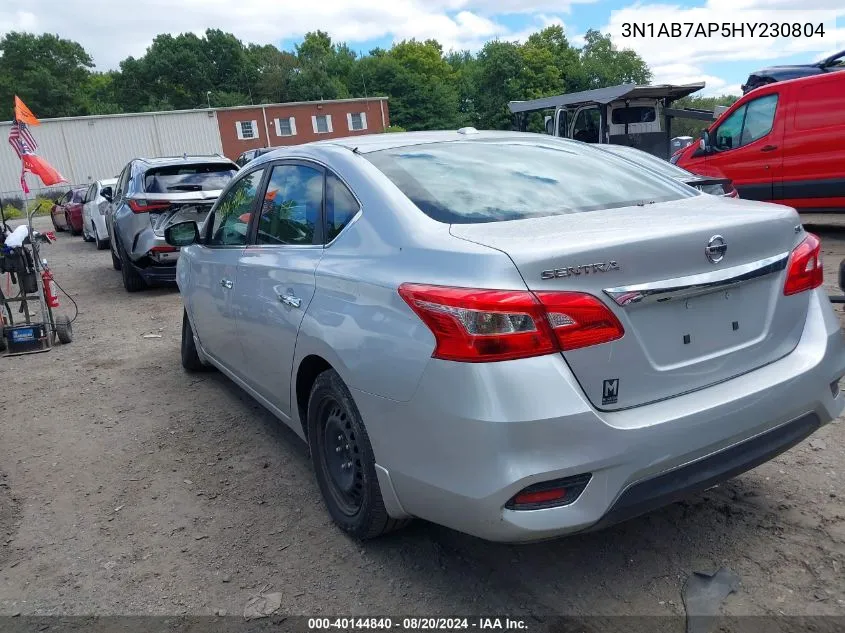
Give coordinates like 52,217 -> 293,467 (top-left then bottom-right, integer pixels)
0,206 -> 74,356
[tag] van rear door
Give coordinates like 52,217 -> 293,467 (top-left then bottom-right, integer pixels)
705,87 -> 785,201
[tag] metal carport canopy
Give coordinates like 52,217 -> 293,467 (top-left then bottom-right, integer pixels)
507,82 -> 706,114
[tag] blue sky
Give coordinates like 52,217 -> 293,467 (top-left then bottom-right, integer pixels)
2,0 -> 843,97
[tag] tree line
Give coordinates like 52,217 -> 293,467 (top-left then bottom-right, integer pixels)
1,27 -> 655,131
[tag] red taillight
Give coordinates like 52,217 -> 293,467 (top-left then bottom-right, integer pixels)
128,199 -> 169,213
148,246 -> 177,254
784,233 -> 823,296
398,284 -> 624,363
723,183 -> 738,198
534,291 -> 625,351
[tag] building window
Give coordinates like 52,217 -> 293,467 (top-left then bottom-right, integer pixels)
347,112 -> 367,131
236,120 -> 258,140
312,114 -> 333,134
275,117 -> 297,137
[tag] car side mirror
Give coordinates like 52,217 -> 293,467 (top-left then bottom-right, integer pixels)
700,129 -> 712,153
544,116 -> 554,135
101,187 -> 113,202
164,221 -> 200,247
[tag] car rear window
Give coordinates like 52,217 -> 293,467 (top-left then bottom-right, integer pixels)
611,107 -> 656,125
144,163 -> 237,193
601,146 -> 693,179
364,140 -> 695,224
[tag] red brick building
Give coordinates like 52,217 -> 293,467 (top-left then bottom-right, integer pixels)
215,97 -> 390,160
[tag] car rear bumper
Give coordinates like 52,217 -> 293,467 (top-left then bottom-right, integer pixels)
354,288 -> 845,542
134,263 -> 177,285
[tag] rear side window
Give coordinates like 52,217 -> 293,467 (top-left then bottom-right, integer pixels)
326,173 -> 359,242
144,163 -> 237,193
611,107 -> 656,125
364,141 -> 694,224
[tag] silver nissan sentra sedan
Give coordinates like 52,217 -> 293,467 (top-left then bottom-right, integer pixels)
164,129 -> 845,542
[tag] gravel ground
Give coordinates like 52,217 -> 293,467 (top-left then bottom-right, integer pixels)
1,216 -> 845,621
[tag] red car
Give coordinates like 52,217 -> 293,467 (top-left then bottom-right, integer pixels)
50,187 -> 88,236
675,71 -> 845,212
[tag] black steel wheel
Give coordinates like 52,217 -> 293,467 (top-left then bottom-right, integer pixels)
181,310 -> 213,372
308,369 -> 410,539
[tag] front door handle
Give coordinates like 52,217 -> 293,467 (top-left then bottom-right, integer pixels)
279,293 -> 301,308
761,145 -> 778,152
220,279 -> 233,289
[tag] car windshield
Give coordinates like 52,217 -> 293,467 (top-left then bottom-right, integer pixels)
364,140 -> 695,224
144,163 -> 237,193
599,146 -> 693,179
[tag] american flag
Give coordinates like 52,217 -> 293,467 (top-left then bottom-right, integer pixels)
8,121 -> 38,158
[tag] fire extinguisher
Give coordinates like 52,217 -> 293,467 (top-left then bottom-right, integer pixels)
42,267 -> 60,308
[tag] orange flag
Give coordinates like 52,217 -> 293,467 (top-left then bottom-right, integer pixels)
22,154 -> 66,186
14,96 -> 40,126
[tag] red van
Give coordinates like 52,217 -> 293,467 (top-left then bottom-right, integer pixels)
675,72 -> 845,212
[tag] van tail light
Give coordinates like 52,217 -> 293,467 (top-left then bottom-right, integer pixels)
128,199 -> 170,213
784,233 -> 823,296
398,284 -> 623,363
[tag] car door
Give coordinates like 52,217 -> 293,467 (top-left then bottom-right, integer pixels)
233,161 -> 327,415
82,183 -> 96,234
186,167 -> 267,374
706,91 -> 783,201
53,191 -> 70,228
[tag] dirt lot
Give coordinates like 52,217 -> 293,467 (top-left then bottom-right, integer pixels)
2,216 -> 845,622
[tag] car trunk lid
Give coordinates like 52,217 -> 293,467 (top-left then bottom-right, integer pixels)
450,197 -> 809,410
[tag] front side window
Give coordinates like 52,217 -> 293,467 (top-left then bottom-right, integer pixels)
572,108 -> 601,143
326,173 -> 359,242
714,94 -> 777,151
207,169 -> 264,246
364,140 -> 694,224
256,164 -> 322,245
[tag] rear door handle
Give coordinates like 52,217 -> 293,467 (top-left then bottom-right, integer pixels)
761,145 -> 778,152
220,279 -> 233,289
279,293 -> 301,308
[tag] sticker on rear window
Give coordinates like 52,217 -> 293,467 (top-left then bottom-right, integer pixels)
602,379 -> 619,405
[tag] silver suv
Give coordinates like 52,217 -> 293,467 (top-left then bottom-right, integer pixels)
105,156 -> 238,291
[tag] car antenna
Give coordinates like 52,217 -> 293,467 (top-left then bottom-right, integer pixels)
352,146 -> 360,154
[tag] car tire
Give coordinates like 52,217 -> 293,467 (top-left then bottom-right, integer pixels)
82,221 -> 94,243
118,240 -> 146,292
94,226 -> 107,250
55,314 -> 73,344
110,242 -> 122,270
67,214 -> 81,237
181,311 -> 213,372
307,369 -> 410,539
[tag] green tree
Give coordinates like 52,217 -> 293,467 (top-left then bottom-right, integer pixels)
82,71 -> 123,115
0,32 -> 94,119
577,29 -> 651,90
291,31 -> 350,101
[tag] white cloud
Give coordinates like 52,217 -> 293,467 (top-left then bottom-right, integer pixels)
0,0 -> 587,69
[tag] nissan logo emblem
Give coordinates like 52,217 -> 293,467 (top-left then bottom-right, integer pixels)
706,235 -> 727,264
